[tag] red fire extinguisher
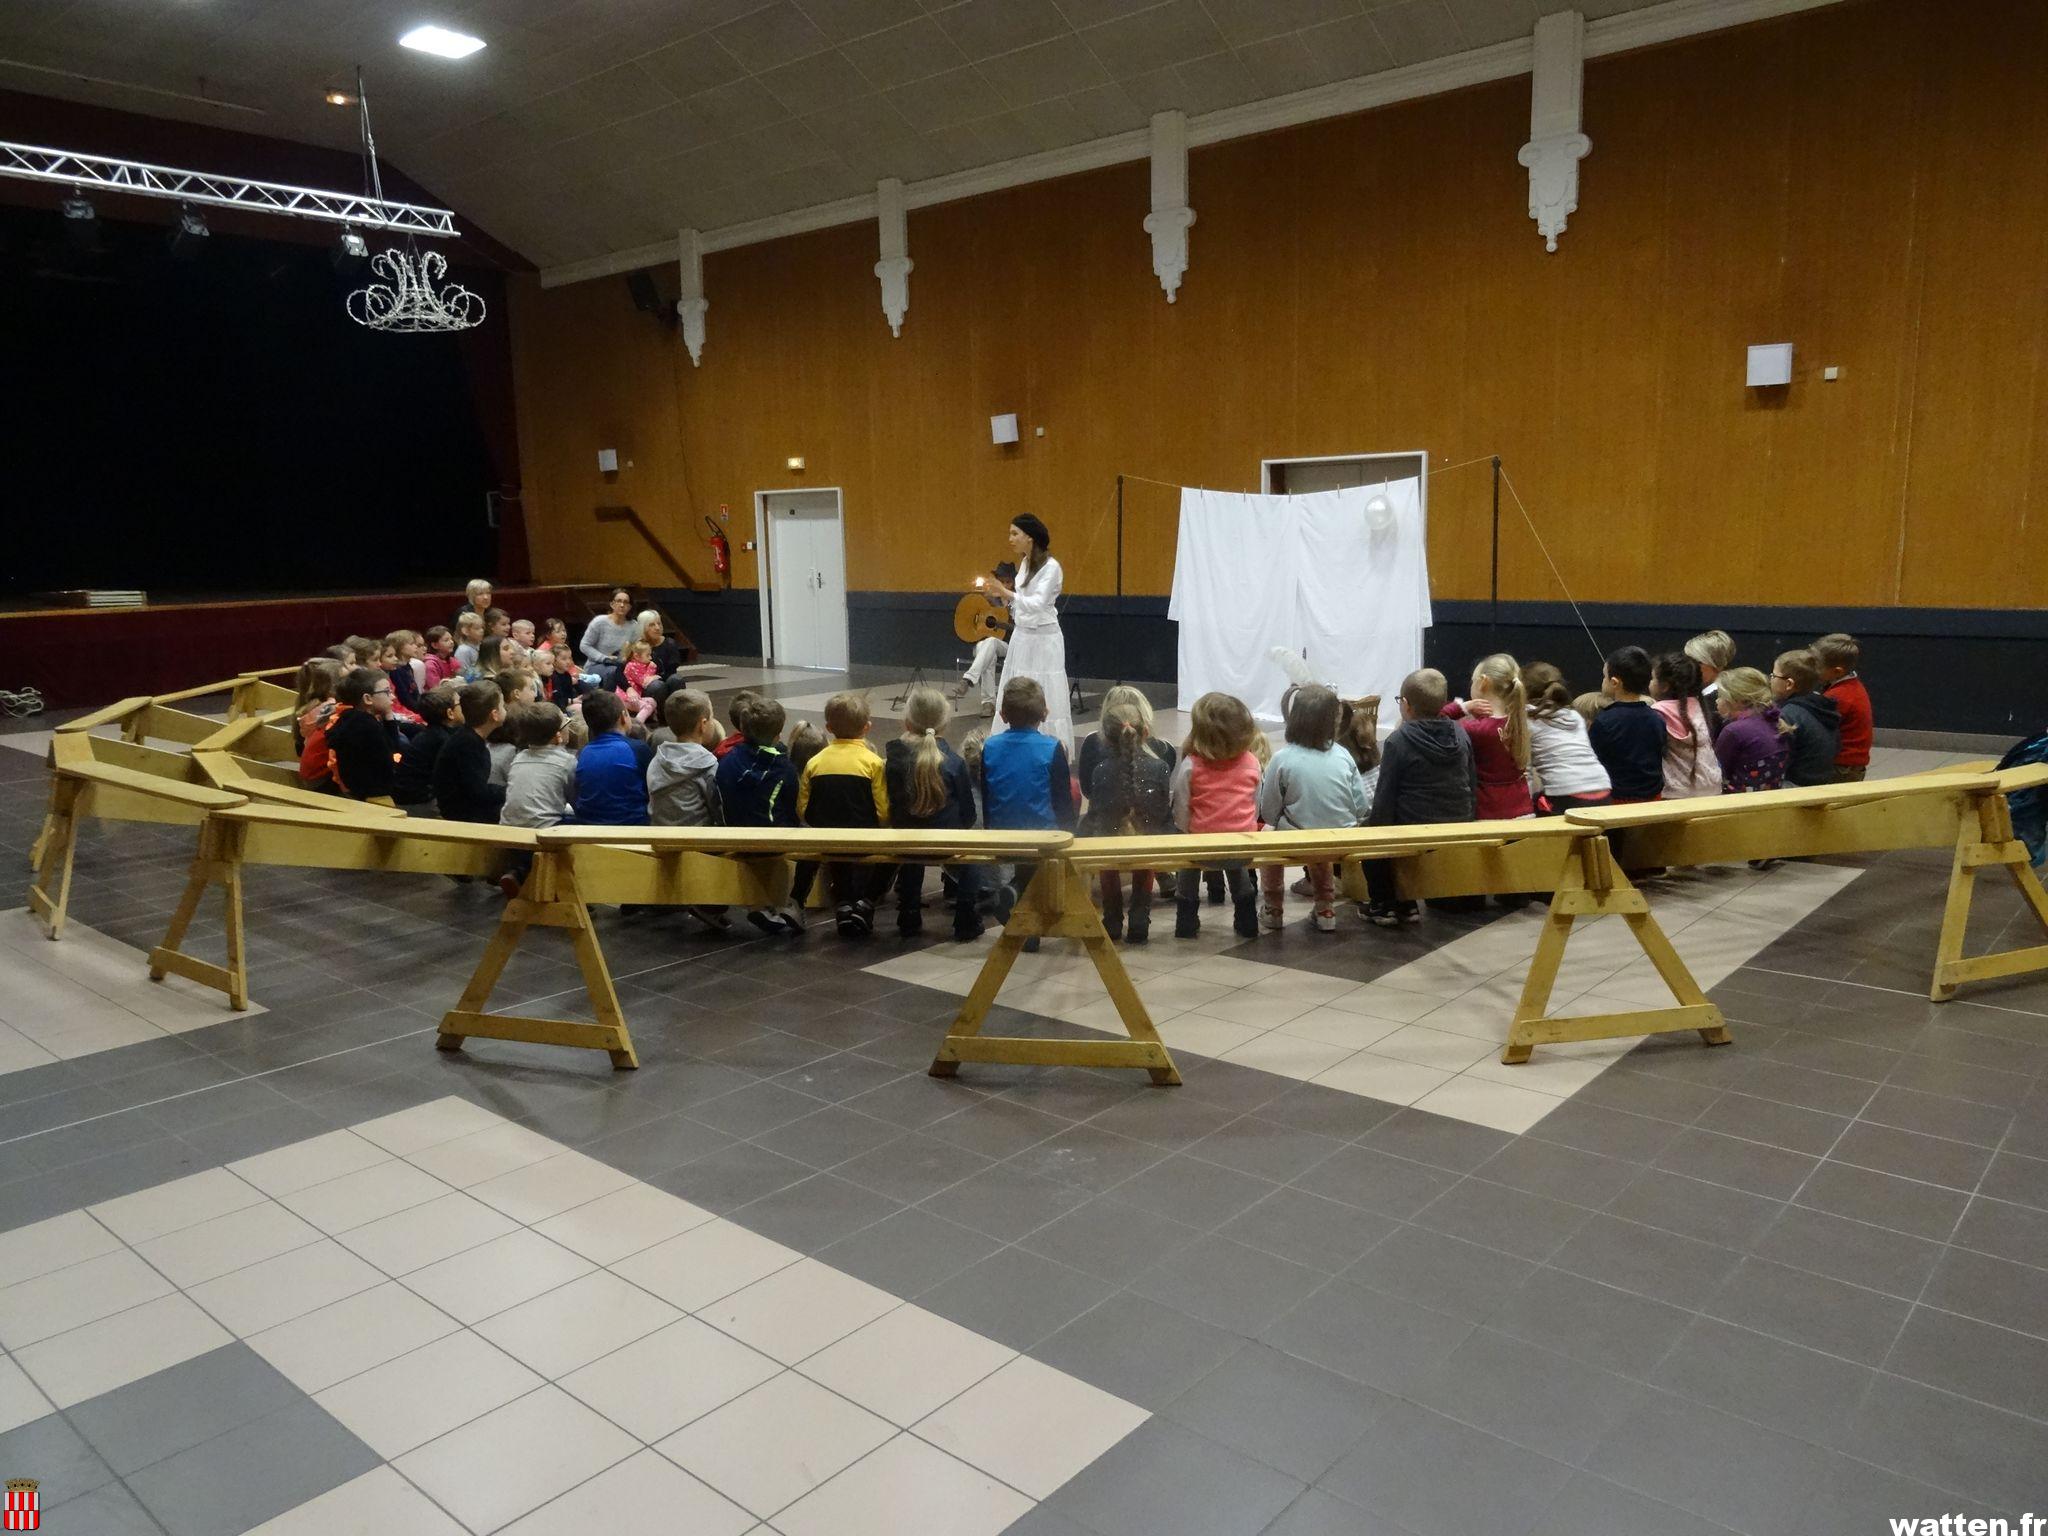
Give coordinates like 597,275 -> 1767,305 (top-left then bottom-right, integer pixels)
704,512 -> 730,589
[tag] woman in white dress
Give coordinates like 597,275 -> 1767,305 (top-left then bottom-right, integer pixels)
986,514 -> 1072,756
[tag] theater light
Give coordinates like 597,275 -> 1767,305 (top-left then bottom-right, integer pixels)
399,25 -> 485,58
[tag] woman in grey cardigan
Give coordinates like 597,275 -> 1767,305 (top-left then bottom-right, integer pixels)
579,588 -> 638,686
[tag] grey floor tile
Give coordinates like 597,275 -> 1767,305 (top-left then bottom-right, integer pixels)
1259,1277 -> 1473,1393
702,1027 -> 840,1077
1103,1151 -> 1277,1229
1548,1214 -> 1744,1312
1828,1121 -> 1993,1192
727,1170 -> 901,1250
1652,1127 -> 1819,1201
1165,1343 -> 1391,1483
1409,1175 -> 1592,1263
1215,1186 -> 1397,1275
1259,1488 -> 1418,1536
1586,1388 -> 1827,1536
1004,1123 -> 1172,1195
1794,1454 -> 2001,1536
1763,1030 -> 1902,1084
1524,1097 -> 1690,1163
1978,1149 -> 2048,1212
834,1129 -> 994,1203
1358,1109 -> 1514,1174
814,1204 -> 1000,1296
1880,1060 -> 2030,1119
1794,1161 -> 1969,1242
44,1481 -> 162,1536
1289,1144 -> 1461,1219
1031,1293 -> 1246,1410
1649,1315 -> 1874,1443
1833,1375 -> 2048,1511
1472,1136 -> 1640,1209
1750,1202 -> 1945,1299
1343,1223 -> 1536,1324
1919,1243 -> 2048,1340
1020,1192 -> 1205,1283
1885,1304 -> 2048,1421
1952,1193 -> 2048,1271
680,1077 -> 827,1137
770,1048 -> 905,1106
1528,1472 -> 1740,1536
1320,1399 -> 1575,1536
67,1343 -> 303,1476
998,1507 -> 1095,1536
1485,1266 -> 1691,1379
1046,1418 -> 1302,1536
1702,1255 -> 1911,1366
1127,1233 -> 1327,1337
648,1139 -> 812,1213
581,1109 -> 734,1179
922,1097 -> 1072,1159
1715,1058 -> 1877,1119
1252,1083 -> 1399,1142
1694,1091 -> 1849,1157
1085,1091 -> 1239,1152
1409,1327 -> 1641,1466
917,1246 -> 1108,1352
0,1413 -> 115,1509
1604,1165 -> 1784,1251
1186,1116 -> 1348,1185
1571,1066 -> 1722,1126
919,1160 -> 1093,1241
127,1399 -> 380,1536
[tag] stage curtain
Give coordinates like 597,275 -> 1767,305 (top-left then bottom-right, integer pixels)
1293,480 -> 1430,720
1169,489 -> 1304,722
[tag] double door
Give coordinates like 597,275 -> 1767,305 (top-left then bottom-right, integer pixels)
760,489 -> 848,671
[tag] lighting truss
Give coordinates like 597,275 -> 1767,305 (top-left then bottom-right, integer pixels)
0,140 -> 457,237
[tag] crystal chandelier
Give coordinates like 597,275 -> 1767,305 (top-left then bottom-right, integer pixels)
345,72 -> 484,333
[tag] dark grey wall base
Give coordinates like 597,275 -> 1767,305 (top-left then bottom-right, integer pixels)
652,589 -> 2042,740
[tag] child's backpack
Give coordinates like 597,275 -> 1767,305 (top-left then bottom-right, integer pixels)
1995,730 -> 2048,867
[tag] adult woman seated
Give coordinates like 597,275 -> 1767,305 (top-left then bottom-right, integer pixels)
579,587 -> 638,687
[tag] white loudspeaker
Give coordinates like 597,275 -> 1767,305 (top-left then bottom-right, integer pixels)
1746,344 -> 1793,387
990,413 -> 1019,445
597,448 -> 619,472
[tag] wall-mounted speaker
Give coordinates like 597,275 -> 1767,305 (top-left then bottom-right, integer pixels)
990,413 -> 1019,445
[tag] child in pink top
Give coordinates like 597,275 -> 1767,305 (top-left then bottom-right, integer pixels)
1651,652 -> 1722,798
420,626 -> 464,690
1441,653 -> 1536,820
616,642 -> 658,724
1168,691 -> 1265,939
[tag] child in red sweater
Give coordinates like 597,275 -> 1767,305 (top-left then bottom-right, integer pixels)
1814,633 -> 1872,782
1441,653 -> 1535,820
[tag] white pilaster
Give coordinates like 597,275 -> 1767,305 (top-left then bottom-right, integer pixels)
1515,10 -> 1591,252
873,177 -> 913,337
675,227 -> 708,365
1142,110 -> 1195,303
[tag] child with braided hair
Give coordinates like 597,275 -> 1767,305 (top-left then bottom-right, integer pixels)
1079,700 -> 1174,943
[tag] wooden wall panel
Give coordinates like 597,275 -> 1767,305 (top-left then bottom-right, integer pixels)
509,0 -> 2048,611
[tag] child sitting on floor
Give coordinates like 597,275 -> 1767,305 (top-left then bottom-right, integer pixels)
326,667 -> 403,801
799,692 -> 893,939
1589,645 -> 1664,804
1442,653 -> 1535,820
432,681 -> 507,825
886,685 -> 983,940
294,657 -> 346,788
394,684 -> 461,810
980,679 -> 1076,950
1651,651 -> 1722,799
421,626 -> 463,690
648,689 -> 722,827
1079,699 -> 1173,943
453,613 -> 485,674
1365,668 -> 1477,926
1712,666 -> 1793,792
1520,663 -> 1610,814
574,689 -> 654,828
1168,691 -> 1262,939
497,702 -> 577,896
1813,632 -> 1872,783
715,696 -> 805,936
1259,683 -> 1370,933
383,631 -> 425,719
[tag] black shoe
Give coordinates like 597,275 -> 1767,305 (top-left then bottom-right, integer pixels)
1102,911 -> 1124,942
1175,901 -> 1199,938
850,899 -> 875,936
747,909 -> 782,936
1204,870 -> 1227,906
995,882 -> 1017,926
1126,917 -> 1150,946
898,910 -> 924,938
835,902 -> 860,937
953,918 -> 985,942
1022,936 -> 1041,954
1398,901 -> 1422,925
1233,895 -> 1260,938
1366,902 -> 1402,928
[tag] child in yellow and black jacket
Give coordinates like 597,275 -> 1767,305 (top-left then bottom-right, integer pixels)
798,691 -> 893,937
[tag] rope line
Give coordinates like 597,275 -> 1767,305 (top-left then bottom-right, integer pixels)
1498,465 -> 1605,670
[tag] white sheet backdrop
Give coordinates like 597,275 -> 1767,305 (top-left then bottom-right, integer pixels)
1168,482 -> 1430,722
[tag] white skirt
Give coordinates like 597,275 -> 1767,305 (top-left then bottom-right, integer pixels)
999,623 -> 1073,758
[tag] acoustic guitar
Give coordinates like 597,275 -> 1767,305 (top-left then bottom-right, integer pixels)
954,592 -> 1011,645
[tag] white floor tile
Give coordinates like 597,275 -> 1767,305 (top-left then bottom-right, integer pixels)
229,1130 -> 390,1198
1411,1076 -> 1563,1135
1220,1032 -> 1356,1082
533,1183 -> 716,1266
1411,992 -> 1517,1043
187,1236 -> 384,1337
699,1259 -> 898,1366
656,1372 -> 893,1520
281,1160 -> 453,1235
1462,1043 -> 1642,1098
1175,955 -> 1290,988
15,1292 -> 230,1408
469,1150 -> 636,1225
138,1200 -> 322,1288
407,1122 -> 569,1188
1244,968 -> 1379,1006
1056,996 -> 1184,1033
798,1305 -> 1014,1427
1276,1005 -> 1406,1050
500,1448 -> 755,1536
1181,987 -> 1319,1028
353,1096 -> 508,1157
1369,1024 -> 1499,1072
915,1355 -> 1146,1500
397,1385 -> 638,1536
476,1270 -> 682,1379
403,1230 -> 595,1326
318,1329 -> 545,1459
779,1431 -> 1032,1536
612,1222 -> 802,1313
560,1317 -> 780,1443
0,1211 -> 119,1290
1155,1012 -> 1264,1059
249,1281 -> 461,1394
1320,983 -> 1451,1024
1309,1053 -> 1455,1106
38,1015 -> 164,1058
0,1024 -> 57,1075
0,1354 -> 52,1435
337,1191 -> 520,1276
1134,974 -> 1231,1014
0,1248 -> 173,1348
90,1168 -> 265,1246
244,1466 -> 470,1535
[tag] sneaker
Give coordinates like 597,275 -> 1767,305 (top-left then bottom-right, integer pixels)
1289,875 -> 1313,897
689,905 -> 732,932
835,902 -> 859,937
1175,902 -> 1200,939
1260,901 -> 1285,931
994,883 -> 1018,926
1366,902 -> 1403,928
1125,917 -> 1150,946
1102,911 -> 1124,942
946,678 -> 972,700
1397,901 -> 1422,925
1233,895 -> 1260,938
776,904 -> 807,935
952,918 -> 986,942
498,872 -> 523,900
1312,904 -> 1338,933
850,899 -> 875,937
746,908 -> 782,936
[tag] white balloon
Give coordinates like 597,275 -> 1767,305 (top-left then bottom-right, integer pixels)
1364,493 -> 1395,532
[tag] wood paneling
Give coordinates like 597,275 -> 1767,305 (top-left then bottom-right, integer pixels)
509,0 -> 2048,610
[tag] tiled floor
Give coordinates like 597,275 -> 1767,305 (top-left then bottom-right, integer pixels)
3,673 -> 2047,1535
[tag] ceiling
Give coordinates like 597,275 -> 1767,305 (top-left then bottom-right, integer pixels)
2,0 -> 1677,272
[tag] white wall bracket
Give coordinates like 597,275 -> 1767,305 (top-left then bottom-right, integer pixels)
675,227 -> 708,366
1516,10 -> 1591,252
1143,111 -> 1195,303
874,177 -> 913,337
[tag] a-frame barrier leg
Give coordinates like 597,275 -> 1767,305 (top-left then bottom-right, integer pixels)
1502,838 -> 1727,1065
27,779 -> 82,940
1930,791 -> 2048,1001
437,850 -> 639,1069
932,859 -> 1180,1084
148,818 -> 251,1009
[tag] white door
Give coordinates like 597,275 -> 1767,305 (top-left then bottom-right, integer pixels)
763,490 -> 848,671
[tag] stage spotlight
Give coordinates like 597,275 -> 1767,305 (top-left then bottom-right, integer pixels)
167,204 -> 210,261
59,193 -> 101,253
332,225 -> 369,276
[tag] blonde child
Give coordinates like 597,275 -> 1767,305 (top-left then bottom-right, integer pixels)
885,686 -> 982,939
1713,666 -> 1793,792
510,618 -> 537,652
1685,629 -> 1736,741
384,630 -> 425,713
800,693 -> 893,938
1813,632 -> 1872,781
1442,654 -> 1534,820
1079,702 -> 1175,943
453,612 -> 484,673
1257,684 -> 1369,932
1650,652 -> 1721,798
1169,691 -> 1264,938
617,641 -> 659,723
376,638 -> 424,727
